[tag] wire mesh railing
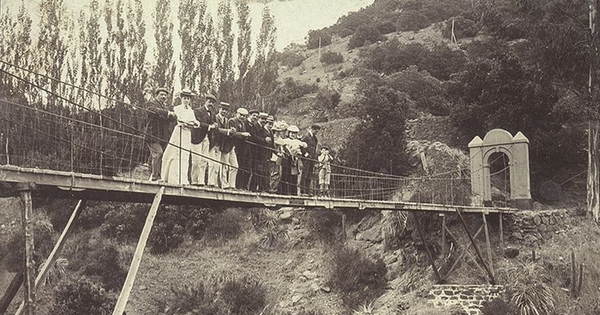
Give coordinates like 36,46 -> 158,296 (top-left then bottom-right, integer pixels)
0,60 -> 473,205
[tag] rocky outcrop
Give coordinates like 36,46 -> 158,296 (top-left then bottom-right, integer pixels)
507,209 -> 581,247
428,284 -> 505,315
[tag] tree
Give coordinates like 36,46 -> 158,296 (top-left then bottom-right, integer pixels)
153,0 -> 175,90
37,0 -> 68,104
178,0 -> 204,91
235,0 -> 252,102
216,0 -> 235,100
306,29 -> 332,49
340,74 -> 409,175
251,5 -> 278,110
126,0 -> 149,106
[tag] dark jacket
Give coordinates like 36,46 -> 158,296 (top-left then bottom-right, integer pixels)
191,105 -> 214,144
301,132 -> 318,159
145,99 -> 174,144
248,122 -> 273,162
209,113 -> 231,150
224,117 -> 249,154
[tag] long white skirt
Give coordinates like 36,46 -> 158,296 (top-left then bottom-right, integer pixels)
161,124 -> 191,185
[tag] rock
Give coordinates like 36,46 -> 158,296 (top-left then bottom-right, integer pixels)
504,247 -> 519,259
285,259 -> 294,266
511,231 -> 524,240
302,270 -> 318,279
357,226 -> 383,243
524,234 -> 538,243
292,295 -> 303,305
321,286 -> 331,293
357,213 -> 381,232
310,282 -> 320,292
279,210 -> 294,223
384,255 -> 398,265
533,216 -> 542,226
139,285 -> 147,291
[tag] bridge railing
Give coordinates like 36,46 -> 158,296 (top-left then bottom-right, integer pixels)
0,62 -> 472,206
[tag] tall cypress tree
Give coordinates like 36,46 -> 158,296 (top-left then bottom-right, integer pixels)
235,0 -> 252,103
216,0 -> 234,100
178,0 -> 203,90
127,0 -> 148,106
153,0 -> 175,90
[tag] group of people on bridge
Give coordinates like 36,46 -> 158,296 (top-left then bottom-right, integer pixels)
144,88 -> 334,196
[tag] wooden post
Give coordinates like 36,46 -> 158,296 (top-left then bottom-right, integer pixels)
20,190 -> 35,315
412,213 -> 443,283
0,270 -> 23,314
113,187 -> 164,315
455,208 -> 496,285
499,213 -> 504,257
571,251 -> 577,298
440,214 -> 447,258
588,0 -> 600,223
15,200 -> 87,315
482,212 -> 494,276
341,213 -> 347,242
577,263 -> 584,296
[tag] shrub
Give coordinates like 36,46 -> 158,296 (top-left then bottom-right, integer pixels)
481,298 -> 518,315
376,21 -> 397,34
49,277 -> 116,315
348,26 -> 385,49
498,262 -> 556,315
279,51 -> 306,68
204,209 -> 243,243
386,66 -> 449,116
101,203 -> 148,241
442,16 -> 479,39
81,244 -> 127,291
307,29 -> 332,49
221,276 -> 267,314
4,217 -> 56,272
328,247 -> 387,309
339,28 -> 354,38
148,221 -> 185,254
396,10 -> 431,32
320,51 -> 344,65
270,78 -> 318,106
306,211 -> 342,244
258,211 -> 289,249
156,284 -> 224,315
312,88 -> 342,121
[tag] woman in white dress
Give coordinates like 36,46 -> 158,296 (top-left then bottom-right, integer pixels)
161,89 -> 200,184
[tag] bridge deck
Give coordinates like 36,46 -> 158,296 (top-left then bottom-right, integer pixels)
0,165 -> 517,213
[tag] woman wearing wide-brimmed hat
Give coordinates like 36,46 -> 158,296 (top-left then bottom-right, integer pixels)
161,89 -> 199,184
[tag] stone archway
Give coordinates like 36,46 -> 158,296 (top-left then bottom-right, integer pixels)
469,129 -> 532,209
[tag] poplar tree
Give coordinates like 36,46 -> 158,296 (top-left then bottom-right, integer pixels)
37,0 -> 68,105
153,0 -> 176,91
216,0 -> 235,100
197,15 -> 216,94
126,0 -> 148,106
250,5 -> 278,109
235,0 -> 252,102
178,0 -> 203,90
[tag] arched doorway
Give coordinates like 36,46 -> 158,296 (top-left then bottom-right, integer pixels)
488,151 -> 510,207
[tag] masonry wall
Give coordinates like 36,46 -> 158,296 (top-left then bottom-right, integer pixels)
428,284 -> 504,315
507,209 -> 581,246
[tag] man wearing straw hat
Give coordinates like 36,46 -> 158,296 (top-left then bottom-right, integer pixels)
190,94 -> 217,185
145,87 -> 176,181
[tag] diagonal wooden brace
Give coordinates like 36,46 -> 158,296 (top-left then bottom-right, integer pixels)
113,187 -> 164,315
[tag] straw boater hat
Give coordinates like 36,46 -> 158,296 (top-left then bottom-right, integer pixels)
287,125 -> 300,133
180,89 -> 195,97
272,120 -> 289,132
237,108 -> 249,115
205,94 -> 217,102
155,87 -> 169,95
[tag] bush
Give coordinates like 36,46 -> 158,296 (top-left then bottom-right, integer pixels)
270,78 -> 319,107
101,203 -> 148,241
481,298 -> 518,315
307,29 -> 332,49
442,16 -> 479,39
278,51 -> 306,68
49,277 -> 116,315
221,276 -> 267,314
376,21 -> 397,34
4,217 -> 56,272
396,10 -> 431,31
156,275 -> 267,315
320,51 -> 344,65
348,25 -> 385,49
204,209 -> 243,243
306,211 -> 342,244
80,244 -> 127,291
148,206 -> 187,254
328,247 -> 387,310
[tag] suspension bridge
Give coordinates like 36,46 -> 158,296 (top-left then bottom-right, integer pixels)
0,61 -> 518,314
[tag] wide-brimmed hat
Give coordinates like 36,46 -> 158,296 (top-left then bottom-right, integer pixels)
219,102 -> 230,109
205,94 -> 217,102
287,125 -> 300,133
180,89 -> 195,97
258,112 -> 269,119
272,120 -> 289,132
249,109 -> 260,115
267,115 -> 274,122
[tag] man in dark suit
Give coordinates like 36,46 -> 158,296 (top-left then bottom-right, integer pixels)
145,87 -> 175,181
300,124 -> 321,195
248,112 -> 273,192
227,108 -> 251,189
190,94 -> 216,185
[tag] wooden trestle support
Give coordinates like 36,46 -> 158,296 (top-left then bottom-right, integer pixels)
421,209 -> 504,285
0,183 -> 165,315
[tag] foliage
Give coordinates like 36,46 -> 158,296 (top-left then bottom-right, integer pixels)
328,246 -> 387,310
305,211 -> 342,244
339,74 -> 409,175
4,216 -> 56,272
442,15 -> 479,39
395,10 -> 431,32
448,52 -> 586,183
278,50 -> 306,68
147,205 -> 189,254
307,29 -> 332,49
49,276 -> 116,315
258,211 -> 289,249
497,262 -> 556,315
386,66 -> 449,115
101,203 -> 148,241
360,40 -> 467,80
320,51 -> 344,66
204,208 -> 243,243
312,87 -> 342,121
156,275 -> 267,315
81,243 -> 127,291
348,25 -> 386,49
270,78 -> 318,108
153,0 -> 176,88
481,298 -> 518,315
